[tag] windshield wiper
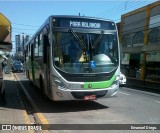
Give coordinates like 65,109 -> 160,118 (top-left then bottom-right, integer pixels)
92,30 -> 104,48
68,29 -> 86,49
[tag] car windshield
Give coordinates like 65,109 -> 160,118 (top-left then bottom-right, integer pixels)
53,30 -> 119,74
14,64 -> 22,68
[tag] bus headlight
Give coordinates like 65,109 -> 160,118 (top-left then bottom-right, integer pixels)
53,77 -> 68,90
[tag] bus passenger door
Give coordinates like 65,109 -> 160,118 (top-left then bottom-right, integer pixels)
43,35 -> 51,98
31,43 -> 35,83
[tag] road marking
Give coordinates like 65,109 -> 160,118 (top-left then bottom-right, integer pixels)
14,74 -> 49,125
119,91 -> 130,95
13,73 -> 34,133
121,87 -> 160,97
155,101 -> 160,104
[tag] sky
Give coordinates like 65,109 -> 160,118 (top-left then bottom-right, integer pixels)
0,0 -> 158,55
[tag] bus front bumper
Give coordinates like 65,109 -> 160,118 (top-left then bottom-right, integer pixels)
52,84 -> 119,101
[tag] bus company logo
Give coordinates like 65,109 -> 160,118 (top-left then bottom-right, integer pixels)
88,84 -> 92,88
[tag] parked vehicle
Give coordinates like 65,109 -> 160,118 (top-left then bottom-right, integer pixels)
12,64 -> 23,73
119,72 -> 126,86
4,65 -> 10,74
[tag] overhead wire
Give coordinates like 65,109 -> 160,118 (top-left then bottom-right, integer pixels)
96,0 -> 150,18
10,1 -> 160,43
117,3 -> 160,37
95,2 -> 125,17
12,22 -> 40,28
10,1 -> 159,37
96,0 -> 159,23
11,22 -> 39,38
12,27 -> 38,31
112,0 -> 155,22
12,31 -> 33,36
96,1 -> 160,45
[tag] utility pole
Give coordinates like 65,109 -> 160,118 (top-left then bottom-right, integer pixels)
125,0 -> 128,10
22,33 -> 24,55
22,33 -> 25,63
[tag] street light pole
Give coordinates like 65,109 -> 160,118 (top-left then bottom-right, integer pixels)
22,33 -> 24,55
22,33 -> 25,63
22,33 -> 26,73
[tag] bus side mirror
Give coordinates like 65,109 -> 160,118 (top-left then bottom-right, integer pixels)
43,35 -> 50,63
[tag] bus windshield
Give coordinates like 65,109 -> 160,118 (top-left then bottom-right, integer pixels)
53,30 -> 119,74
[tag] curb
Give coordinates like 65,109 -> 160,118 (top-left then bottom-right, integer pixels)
13,73 -> 49,127
125,83 -> 160,94
126,77 -> 160,93
121,86 -> 160,97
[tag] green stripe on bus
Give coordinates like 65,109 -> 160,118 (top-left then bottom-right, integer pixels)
84,75 -> 115,89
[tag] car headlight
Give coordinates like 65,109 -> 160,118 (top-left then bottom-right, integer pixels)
111,75 -> 120,87
120,76 -> 123,80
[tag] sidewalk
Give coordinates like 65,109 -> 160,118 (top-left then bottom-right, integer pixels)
0,72 -> 32,132
126,77 -> 160,94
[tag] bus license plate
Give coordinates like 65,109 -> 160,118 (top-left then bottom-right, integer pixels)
84,95 -> 96,100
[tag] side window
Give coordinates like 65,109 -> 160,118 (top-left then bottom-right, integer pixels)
122,36 -> 127,47
149,28 -> 160,43
34,36 -> 39,57
31,43 -> 34,61
127,35 -> 132,47
133,31 -> 144,45
29,44 -> 31,58
39,33 -> 43,56
26,45 -> 28,57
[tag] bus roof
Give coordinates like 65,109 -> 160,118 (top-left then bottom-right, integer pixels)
50,15 -> 114,22
25,15 -> 116,47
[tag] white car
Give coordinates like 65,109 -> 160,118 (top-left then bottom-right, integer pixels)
119,72 -> 126,86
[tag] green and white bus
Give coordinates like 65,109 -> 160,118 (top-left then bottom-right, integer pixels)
25,15 -> 120,101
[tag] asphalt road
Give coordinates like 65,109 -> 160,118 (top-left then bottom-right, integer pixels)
15,73 -> 160,132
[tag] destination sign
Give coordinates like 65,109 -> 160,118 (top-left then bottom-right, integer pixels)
54,18 -> 116,30
69,21 -> 101,29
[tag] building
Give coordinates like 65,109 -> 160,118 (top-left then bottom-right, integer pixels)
15,34 -> 30,58
15,35 -> 21,53
120,1 -> 160,82
24,35 -> 30,44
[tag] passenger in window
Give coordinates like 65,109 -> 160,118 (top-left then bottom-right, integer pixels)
62,42 -> 71,63
99,36 -> 110,55
68,39 -> 80,63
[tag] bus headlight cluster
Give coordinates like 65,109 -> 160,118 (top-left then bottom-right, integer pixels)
53,77 -> 68,90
